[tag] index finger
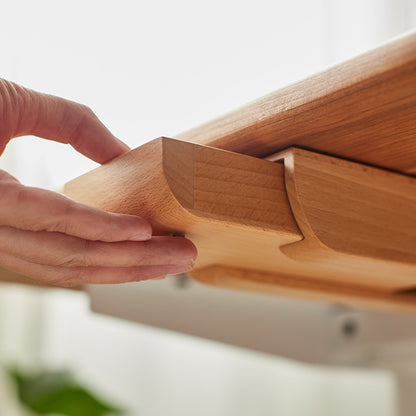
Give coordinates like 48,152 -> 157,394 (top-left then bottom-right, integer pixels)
32,94 -> 130,163
2,80 -> 129,163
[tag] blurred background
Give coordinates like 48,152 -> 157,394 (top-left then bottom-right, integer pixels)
0,0 -> 415,414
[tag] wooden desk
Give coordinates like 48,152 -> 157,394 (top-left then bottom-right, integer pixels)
4,31 -> 416,312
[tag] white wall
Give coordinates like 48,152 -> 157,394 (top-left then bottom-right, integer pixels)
1,0 -> 329,188
39,290 -> 395,416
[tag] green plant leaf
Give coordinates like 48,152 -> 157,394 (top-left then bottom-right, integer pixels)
8,368 -> 125,416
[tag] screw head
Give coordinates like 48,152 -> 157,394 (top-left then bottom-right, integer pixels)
342,318 -> 358,338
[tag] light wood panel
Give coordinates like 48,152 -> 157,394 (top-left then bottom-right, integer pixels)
193,147 -> 416,313
62,137 -> 416,311
193,266 -> 416,315
270,148 -> 416,267
177,31 -> 416,176
64,137 -> 302,274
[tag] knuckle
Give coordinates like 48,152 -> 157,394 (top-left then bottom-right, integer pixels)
61,201 -> 77,232
49,268 -> 86,287
0,169 -> 18,183
56,239 -> 92,267
136,240 -> 153,266
12,186 -> 42,230
79,104 -> 96,119
57,255 -> 82,268
48,200 -> 77,234
14,185 -> 32,206
0,180 -> 21,202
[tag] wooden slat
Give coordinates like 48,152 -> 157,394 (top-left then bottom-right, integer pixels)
271,148 -> 416,266
191,147 -> 416,313
63,138 -> 416,311
177,31 -> 416,176
193,265 -> 416,315
64,137 -> 303,275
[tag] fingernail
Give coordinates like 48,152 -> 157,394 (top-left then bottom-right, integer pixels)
173,258 -> 195,269
168,262 -> 194,274
130,232 -> 152,241
124,216 -> 152,241
152,276 -> 166,280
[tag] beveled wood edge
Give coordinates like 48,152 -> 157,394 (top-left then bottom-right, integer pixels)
268,147 -> 416,265
190,265 -> 416,314
8,138 -> 300,289
177,30 -> 416,175
190,148 -> 416,311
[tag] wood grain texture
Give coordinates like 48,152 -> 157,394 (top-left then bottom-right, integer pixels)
271,148 -> 416,266
177,31 -> 416,176
64,137 -> 302,274
62,137 -> 416,310
192,266 -> 416,314
191,148 -> 416,312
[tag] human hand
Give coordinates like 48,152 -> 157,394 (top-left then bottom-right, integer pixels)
0,79 -> 197,286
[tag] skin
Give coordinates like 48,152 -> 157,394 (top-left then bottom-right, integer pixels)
0,79 -> 197,287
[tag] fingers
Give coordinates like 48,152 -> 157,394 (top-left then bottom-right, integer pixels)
0,178 -> 152,242
0,80 -> 200,287
31,93 -> 130,163
0,172 -> 198,286
0,250 -> 192,287
0,79 -> 129,163
0,226 -> 196,268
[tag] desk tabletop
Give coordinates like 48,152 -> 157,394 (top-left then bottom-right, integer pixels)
178,31 -> 416,176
